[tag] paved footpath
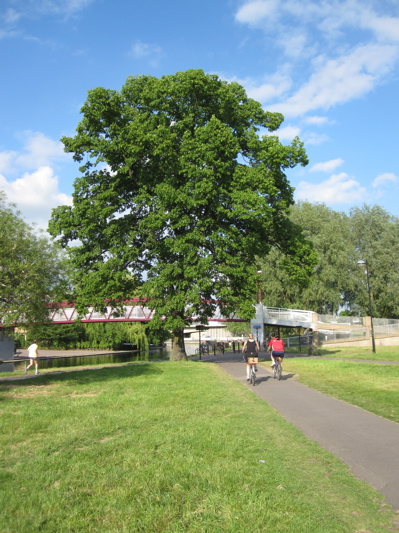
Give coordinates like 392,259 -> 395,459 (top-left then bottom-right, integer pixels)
203,351 -> 399,510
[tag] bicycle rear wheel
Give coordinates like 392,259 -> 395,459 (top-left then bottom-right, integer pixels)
250,366 -> 256,386
277,360 -> 282,380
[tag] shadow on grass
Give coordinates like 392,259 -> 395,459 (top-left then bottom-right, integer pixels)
0,362 -> 164,388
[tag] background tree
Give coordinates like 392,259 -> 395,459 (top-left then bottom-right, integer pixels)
258,202 -> 356,313
349,205 -> 399,319
0,192 -> 70,327
225,321 -> 251,338
49,69 -> 315,360
258,201 -> 399,320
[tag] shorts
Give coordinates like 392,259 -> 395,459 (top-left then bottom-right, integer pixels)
271,350 -> 284,358
244,353 -> 258,362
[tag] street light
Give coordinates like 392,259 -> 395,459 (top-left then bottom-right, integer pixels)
357,259 -> 376,353
256,270 -> 263,304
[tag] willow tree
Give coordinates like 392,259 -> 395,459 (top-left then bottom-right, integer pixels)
49,69 -> 314,360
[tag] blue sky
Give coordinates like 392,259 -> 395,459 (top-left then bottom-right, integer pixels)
1,0 -> 399,229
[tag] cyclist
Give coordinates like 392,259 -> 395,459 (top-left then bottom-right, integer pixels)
242,333 -> 260,381
268,334 -> 284,371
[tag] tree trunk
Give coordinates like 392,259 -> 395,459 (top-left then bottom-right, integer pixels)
170,327 -> 188,361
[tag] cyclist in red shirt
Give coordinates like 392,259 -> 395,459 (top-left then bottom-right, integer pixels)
268,334 -> 285,371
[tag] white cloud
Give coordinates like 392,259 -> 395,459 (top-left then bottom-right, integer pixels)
33,0 -> 95,16
236,0 -> 399,46
3,8 -> 21,24
359,10 -> 399,43
279,31 -> 310,58
246,73 -> 292,103
302,115 -> 331,125
372,172 -> 399,188
235,0 -> 278,26
296,172 -> 367,204
271,125 -> 301,141
235,1 -> 399,117
0,151 -> 18,174
269,43 -> 398,117
302,132 -> 329,145
0,131 -> 72,229
14,131 -> 69,169
0,166 -> 72,229
310,158 -> 344,172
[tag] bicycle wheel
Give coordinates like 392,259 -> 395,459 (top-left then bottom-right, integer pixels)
277,360 -> 282,381
273,364 -> 277,379
251,366 -> 256,386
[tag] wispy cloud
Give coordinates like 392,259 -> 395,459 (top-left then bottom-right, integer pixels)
246,72 -> 292,102
129,40 -> 163,67
31,0 -> 95,16
310,158 -> 344,172
1,0 -> 95,41
268,43 -> 398,117
372,172 -> 399,188
235,1 -> 399,117
302,115 -> 332,126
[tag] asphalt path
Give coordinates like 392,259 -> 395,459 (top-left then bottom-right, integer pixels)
201,350 -> 399,511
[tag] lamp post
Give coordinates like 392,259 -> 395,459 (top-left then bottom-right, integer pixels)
357,259 -> 376,354
195,325 -> 207,360
256,270 -> 263,304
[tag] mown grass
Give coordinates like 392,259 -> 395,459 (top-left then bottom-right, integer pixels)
317,345 -> 399,361
1,362 -> 398,532
283,358 -> 399,423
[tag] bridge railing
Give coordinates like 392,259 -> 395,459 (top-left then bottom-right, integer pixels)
263,306 -> 314,324
48,302 -> 241,324
49,303 -> 155,323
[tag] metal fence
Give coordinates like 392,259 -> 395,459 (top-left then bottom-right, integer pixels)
318,315 -> 364,326
317,329 -> 368,343
282,335 -> 313,348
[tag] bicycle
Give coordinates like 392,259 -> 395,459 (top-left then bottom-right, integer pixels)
273,357 -> 282,380
247,356 -> 258,386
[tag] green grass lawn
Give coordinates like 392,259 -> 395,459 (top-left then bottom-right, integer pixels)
283,358 -> 399,423
316,345 -> 399,361
1,362 -> 398,532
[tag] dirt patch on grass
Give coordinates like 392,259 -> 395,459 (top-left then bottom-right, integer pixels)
5,383 -> 61,398
68,391 -> 100,398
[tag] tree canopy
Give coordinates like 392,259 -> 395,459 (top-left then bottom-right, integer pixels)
0,192 -> 70,328
49,69 -> 315,359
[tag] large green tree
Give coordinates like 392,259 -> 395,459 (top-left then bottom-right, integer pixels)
49,69 -> 314,359
0,192 -> 70,327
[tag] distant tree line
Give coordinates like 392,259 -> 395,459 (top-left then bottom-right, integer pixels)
257,202 -> 399,319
